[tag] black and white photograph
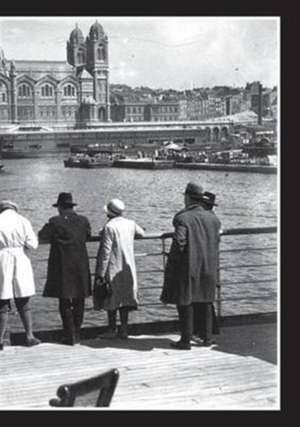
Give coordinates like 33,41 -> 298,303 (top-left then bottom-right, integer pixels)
0,16 -> 279,410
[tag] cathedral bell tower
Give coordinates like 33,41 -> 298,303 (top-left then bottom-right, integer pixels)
66,24 -> 86,76
86,21 -> 110,121
67,21 -> 111,125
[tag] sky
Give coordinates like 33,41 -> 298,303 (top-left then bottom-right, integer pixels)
0,16 -> 279,90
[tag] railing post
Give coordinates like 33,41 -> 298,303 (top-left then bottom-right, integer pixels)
162,237 -> 166,272
216,240 -> 221,318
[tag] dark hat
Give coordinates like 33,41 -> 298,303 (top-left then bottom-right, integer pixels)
201,191 -> 218,207
184,182 -> 204,200
52,192 -> 77,208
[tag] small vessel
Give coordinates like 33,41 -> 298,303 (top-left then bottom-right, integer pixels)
112,157 -> 175,170
64,154 -> 115,169
0,143 -> 42,159
0,164 -> 4,172
174,161 -> 277,174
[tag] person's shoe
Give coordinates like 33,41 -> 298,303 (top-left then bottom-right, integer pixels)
25,337 -> 41,347
99,329 -> 118,339
191,335 -> 204,345
75,331 -> 81,345
170,340 -> 191,350
200,339 -> 216,347
118,325 -> 128,340
60,335 -> 76,346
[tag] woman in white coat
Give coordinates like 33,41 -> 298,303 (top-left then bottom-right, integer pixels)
94,198 -> 145,339
0,200 -> 40,350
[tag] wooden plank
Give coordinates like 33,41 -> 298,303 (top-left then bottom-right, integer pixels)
0,330 -> 277,410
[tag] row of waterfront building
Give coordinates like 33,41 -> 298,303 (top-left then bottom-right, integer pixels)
0,20 -> 277,130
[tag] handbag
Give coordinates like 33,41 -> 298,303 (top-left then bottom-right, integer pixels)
93,277 -> 111,301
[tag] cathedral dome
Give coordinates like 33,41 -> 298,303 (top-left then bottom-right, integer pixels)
89,20 -> 105,40
69,24 -> 84,44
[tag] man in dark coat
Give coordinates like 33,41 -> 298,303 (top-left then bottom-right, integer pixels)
161,182 -> 221,350
38,193 -> 91,345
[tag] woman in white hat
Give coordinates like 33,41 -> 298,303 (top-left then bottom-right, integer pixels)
94,198 -> 145,339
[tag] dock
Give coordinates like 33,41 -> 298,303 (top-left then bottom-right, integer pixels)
0,321 -> 278,410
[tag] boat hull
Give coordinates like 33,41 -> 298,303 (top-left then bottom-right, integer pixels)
1,150 -> 41,159
174,162 -> 277,174
113,159 -> 174,169
64,158 -> 114,168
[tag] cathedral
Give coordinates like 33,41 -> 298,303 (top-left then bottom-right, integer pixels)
0,21 -> 110,128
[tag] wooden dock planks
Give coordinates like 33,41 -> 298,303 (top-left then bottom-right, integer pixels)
0,326 -> 278,410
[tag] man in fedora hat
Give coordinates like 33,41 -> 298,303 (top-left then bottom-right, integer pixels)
94,198 -> 145,339
38,192 -> 91,345
0,200 -> 40,349
161,182 -> 221,350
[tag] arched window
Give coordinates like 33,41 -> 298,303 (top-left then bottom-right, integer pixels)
63,84 -> 76,97
0,81 -> 8,103
97,45 -> 105,60
18,83 -> 31,98
41,84 -> 54,97
77,50 -> 85,64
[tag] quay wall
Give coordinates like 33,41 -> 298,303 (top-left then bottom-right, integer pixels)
0,122 -> 234,153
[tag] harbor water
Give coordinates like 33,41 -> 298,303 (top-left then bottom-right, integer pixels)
0,156 -> 278,332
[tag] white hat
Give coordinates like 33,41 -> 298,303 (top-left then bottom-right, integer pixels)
0,200 -> 19,213
104,198 -> 125,217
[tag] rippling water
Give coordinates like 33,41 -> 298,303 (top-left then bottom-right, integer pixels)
0,156 -> 278,331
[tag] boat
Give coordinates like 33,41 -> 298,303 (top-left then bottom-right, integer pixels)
174,161 -> 277,174
0,143 -> 42,159
0,164 -> 4,172
64,154 -> 115,169
113,157 -> 175,170
65,145 -> 123,168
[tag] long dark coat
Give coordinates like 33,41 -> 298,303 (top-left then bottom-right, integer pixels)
161,204 -> 221,306
38,211 -> 91,299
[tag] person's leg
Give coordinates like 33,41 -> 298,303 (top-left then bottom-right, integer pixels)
108,310 -> 117,331
191,302 -> 204,343
15,297 -> 40,346
0,300 -> 10,349
99,310 -> 117,338
59,298 -> 76,345
171,304 -> 193,349
72,298 -> 85,343
202,303 -> 214,345
119,307 -> 129,339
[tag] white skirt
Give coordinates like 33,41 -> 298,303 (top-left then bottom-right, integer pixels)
0,247 -> 36,299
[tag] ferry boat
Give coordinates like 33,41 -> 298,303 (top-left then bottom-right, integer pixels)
65,144 -> 123,168
64,154 -> 115,168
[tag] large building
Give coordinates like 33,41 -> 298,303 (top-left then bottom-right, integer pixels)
0,21 -> 110,128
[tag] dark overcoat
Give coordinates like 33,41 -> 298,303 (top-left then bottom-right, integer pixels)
38,211 -> 92,299
161,204 -> 221,306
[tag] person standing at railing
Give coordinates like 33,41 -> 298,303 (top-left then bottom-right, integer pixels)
93,198 -> 145,339
38,193 -> 91,346
161,182 -> 221,350
0,200 -> 40,350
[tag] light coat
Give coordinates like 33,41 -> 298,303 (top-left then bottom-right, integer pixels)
0,209 -> 38,299
94,216 -> 144,310
161,204 -> 221,306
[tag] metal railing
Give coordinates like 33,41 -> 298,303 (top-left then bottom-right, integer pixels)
36,226 -> 277,323
71,226 -> 277,317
